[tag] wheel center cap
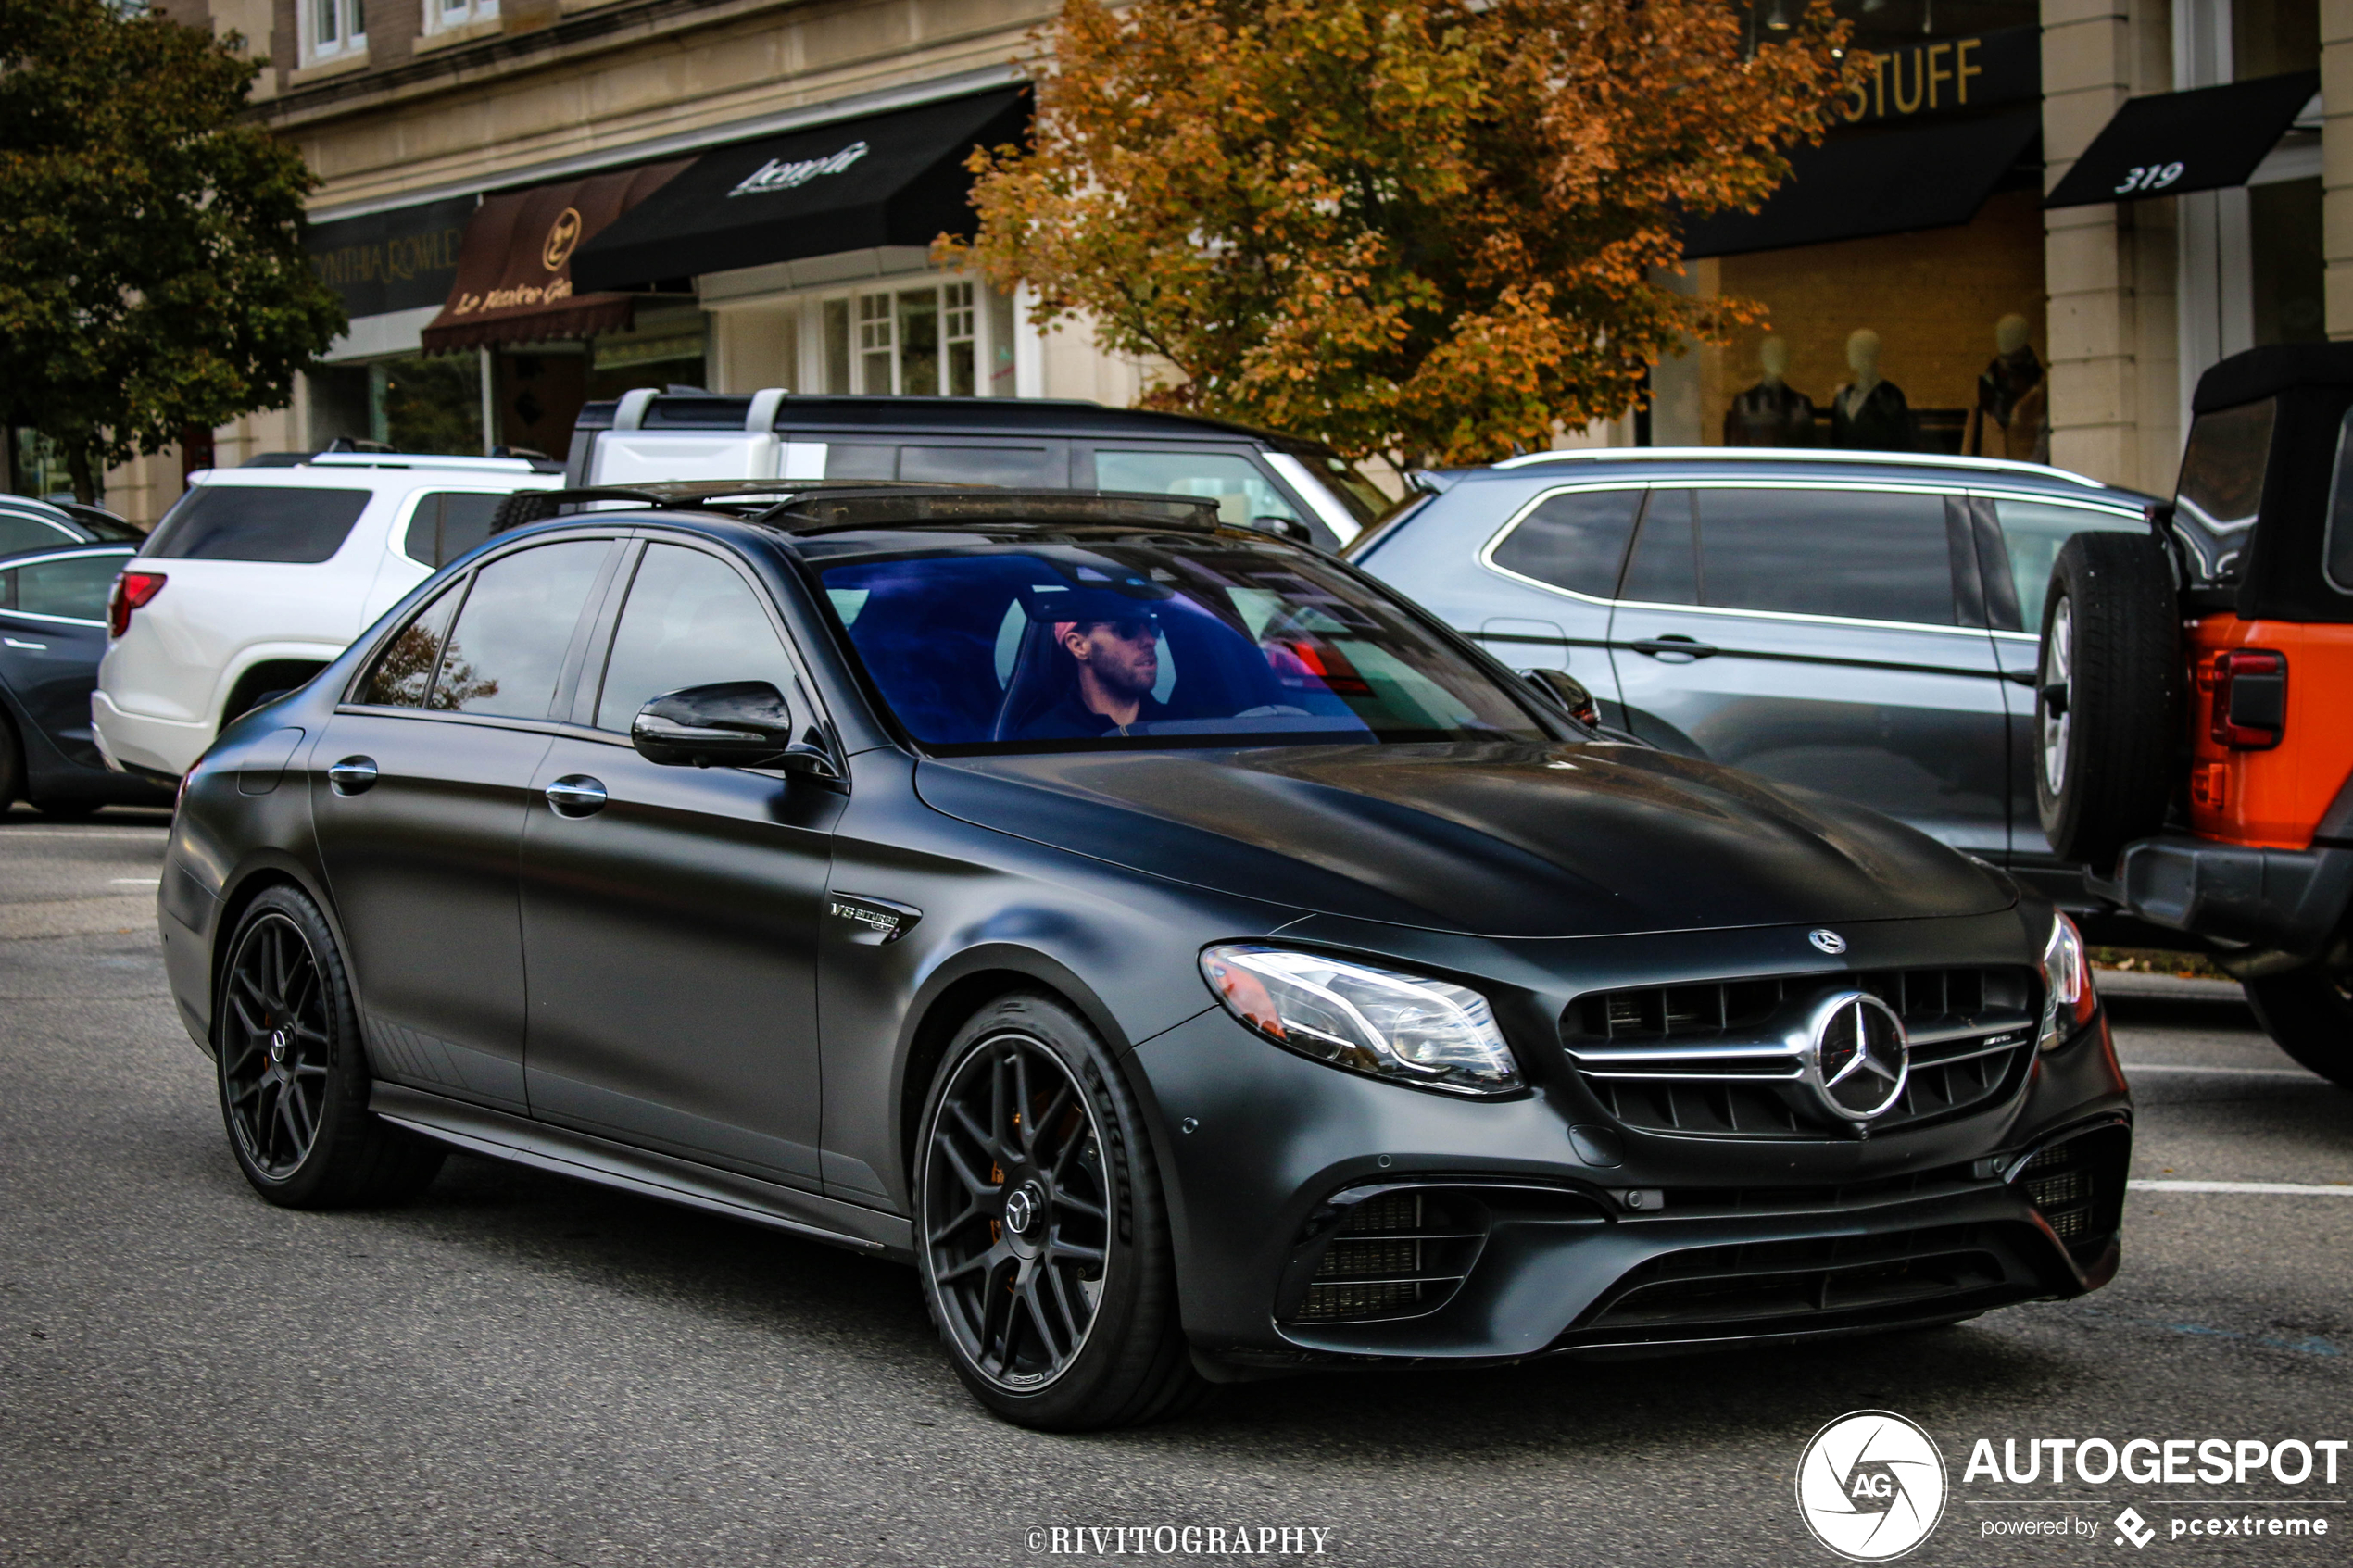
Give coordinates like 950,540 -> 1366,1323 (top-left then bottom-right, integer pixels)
267,1027 -> 289,1066
1003,1182 -> 1044,1236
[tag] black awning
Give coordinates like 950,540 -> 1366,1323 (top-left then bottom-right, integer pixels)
2045,70 -> 2318,208
1681,105 -> 2039,259
570,88 -> 1030,292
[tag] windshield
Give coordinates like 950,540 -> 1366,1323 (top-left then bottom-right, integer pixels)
810,533 -> 1548,752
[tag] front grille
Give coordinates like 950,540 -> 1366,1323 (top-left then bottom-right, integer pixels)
1566,966 -> 2037,1140
1578,1223 -> 2023,1336
2013,1125 -> 2129,1263
1285,1190 -> 1486,1323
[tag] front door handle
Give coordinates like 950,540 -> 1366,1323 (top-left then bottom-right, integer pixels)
545,775 -> 608,818
1627,634 -> 1719,661
327,756 -> 378,796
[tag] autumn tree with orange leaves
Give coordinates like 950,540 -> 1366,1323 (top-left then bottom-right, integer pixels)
944,0 -> 1861,468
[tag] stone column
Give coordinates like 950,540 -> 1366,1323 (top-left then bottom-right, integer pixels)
2325,0 -> 2353,336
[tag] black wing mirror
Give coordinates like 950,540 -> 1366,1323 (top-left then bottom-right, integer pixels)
1521,667 -> 1600,728
631,681 -> 800,769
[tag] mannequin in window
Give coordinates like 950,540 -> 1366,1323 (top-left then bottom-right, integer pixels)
1830,329 -> 1915,452
1966,313 -> 2049,462
1722,335 -> 1817,446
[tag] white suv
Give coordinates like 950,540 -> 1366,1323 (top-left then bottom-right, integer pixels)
93,454 -> 563,779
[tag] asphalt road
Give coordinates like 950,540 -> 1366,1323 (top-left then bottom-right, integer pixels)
3,807 -> 2348,1567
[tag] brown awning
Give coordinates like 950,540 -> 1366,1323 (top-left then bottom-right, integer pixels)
421,161 -> 688,352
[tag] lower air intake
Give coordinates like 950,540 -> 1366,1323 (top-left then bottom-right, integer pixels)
1284,1189 -> 1487,1323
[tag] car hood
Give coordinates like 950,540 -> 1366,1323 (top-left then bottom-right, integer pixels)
913,741 -> 2013,938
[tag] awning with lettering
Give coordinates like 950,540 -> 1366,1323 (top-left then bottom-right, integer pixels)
569,87 -> 1030,293
421,161 -> 689,352
1681,105 -> 2041,259
2044,70 -> 2319,209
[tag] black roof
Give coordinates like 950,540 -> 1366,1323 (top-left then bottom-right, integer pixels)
2192,343 -> 2353,414
575,391 -> 1317,449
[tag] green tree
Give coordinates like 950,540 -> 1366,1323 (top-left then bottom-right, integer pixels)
0,0 -> 345,501
947,0 -> 1859,468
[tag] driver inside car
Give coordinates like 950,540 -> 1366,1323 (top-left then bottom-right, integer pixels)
1022,614 -> 1171,738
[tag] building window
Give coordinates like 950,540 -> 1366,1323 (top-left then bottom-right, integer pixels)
711,275 -> 1022,398
307,0 -> 368,62
426,0 -> 499,32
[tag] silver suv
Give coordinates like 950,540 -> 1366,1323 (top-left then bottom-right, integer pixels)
1350,448 -> 2157,909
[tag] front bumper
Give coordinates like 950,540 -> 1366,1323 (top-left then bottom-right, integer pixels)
1131,1004 -> 2129,1369
2109,833 -> 2353,960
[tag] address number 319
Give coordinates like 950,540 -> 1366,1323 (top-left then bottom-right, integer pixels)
2114,162 -> 2186,194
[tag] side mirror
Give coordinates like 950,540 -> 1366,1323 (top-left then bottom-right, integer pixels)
632,681 -> 798,768
1521,667 -> 1601,728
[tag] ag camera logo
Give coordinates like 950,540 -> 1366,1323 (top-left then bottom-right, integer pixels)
1797,1411 -> 1948,1561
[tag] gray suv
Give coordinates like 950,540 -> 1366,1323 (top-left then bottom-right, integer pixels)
1352,449 -> 2156,907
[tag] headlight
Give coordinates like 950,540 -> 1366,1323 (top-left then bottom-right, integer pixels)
1199,944 -> 1522,1095
2037,912 -> 2096,1051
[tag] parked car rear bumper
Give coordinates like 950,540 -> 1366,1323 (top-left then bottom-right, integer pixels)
2108,833 -> 2353,960
91,688 -> 210,779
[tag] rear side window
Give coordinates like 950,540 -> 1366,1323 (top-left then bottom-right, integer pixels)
430,541 -> 610,719
402,493 -> 507,569
358,583 -> 463,708
2,555 -> 122,621
1091,451 -> 1299,527
1488,488 -> 1642,599
1990,500 -> 2150,632
0,511 -> 76,555
1620,490 -> 1698,605
145,486 -> 371,564
2173,398 -> 2274,586
2323,406 -> 2353,595
903,445 -> 1063,487
1696,488 -> 1956,625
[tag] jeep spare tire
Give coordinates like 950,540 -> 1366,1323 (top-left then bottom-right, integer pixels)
2035,530 -> 2179,872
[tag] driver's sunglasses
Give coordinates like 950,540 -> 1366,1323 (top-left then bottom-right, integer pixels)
1100,616 -> 1160,642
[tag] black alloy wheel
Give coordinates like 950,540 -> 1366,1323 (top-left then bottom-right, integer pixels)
214,884 -> 446,1206
914,993 -> 1202,1429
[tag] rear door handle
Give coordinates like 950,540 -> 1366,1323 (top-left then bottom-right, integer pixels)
1627,635 -> 1718,661
545,775 -> 608,818
327,757 -> 378,796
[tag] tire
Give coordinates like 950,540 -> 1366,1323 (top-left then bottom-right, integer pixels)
2242,963 -> 2353,1091
912,992 -> 1205,1430
2035,531 -> 2180,871
215,884 -> 446,1207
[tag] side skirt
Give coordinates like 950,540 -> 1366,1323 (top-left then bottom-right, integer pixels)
371,1083 -> 915,1262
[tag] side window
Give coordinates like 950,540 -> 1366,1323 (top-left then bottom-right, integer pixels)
431,541 -> 611,719
1092,450 -> 1300,527
1697,488 -> 1955,625
11,555 -> 122,621
2324,406 -> 2353,596
2172,397 -> 2273,586
0,513 -> 74,555
1988,500 -> 2151,633
357,583 -> 464,708
595,544 -> 799,732
824,444 -> 898,481
1619,489 -> 1698,605
901,445 -> 1063,487
1488,487 -> 1642,599
401,493 -> 507,569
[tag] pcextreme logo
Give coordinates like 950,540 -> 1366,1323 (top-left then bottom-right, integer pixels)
1797,1411 -> 1950,1561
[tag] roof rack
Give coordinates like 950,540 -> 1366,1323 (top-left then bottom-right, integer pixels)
1490,445 -> 2113,489
489,483 -> 1227,537
307,451 -> 562,474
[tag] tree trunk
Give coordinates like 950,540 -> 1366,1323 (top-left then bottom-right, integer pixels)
63,443 -> 97,506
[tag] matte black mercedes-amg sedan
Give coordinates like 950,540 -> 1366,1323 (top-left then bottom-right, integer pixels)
160,483 -> 2130,1430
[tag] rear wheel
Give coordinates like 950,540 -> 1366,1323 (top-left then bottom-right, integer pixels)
2243,962 -> 2353,1091
2035,531 -> 2180,871
216,884 -> 445,1206
913,993 -> 1203,1430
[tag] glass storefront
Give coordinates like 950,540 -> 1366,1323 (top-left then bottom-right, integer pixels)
715,274 -> 1018,397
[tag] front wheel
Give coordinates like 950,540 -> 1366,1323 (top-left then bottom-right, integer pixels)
2242,963 -> 2353,1091
913,993 -> 1202,1430
216,884 -> 446,1206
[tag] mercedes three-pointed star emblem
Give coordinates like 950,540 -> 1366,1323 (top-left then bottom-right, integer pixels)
1804,991 -> 1910,1123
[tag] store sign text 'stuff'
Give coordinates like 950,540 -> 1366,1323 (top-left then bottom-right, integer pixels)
1838,28 -> 2040,125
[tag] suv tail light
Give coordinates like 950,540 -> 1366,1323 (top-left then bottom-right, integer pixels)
2201,649 -> 2286,750
107,571 -> 166,638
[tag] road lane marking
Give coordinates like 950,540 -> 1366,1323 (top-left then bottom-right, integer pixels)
2130,1180 -> 2353,1195
2120,1062 -> 2317,1078
109,878 -> 159,885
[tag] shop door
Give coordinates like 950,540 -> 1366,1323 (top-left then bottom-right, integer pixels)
1606,485 -> 2010,858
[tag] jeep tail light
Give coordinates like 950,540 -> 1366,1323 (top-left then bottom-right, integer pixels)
107,571 -> 166,638
2202,648 -> 2285,750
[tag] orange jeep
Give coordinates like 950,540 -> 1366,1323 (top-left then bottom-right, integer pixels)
2036,344 -> 2353,1086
